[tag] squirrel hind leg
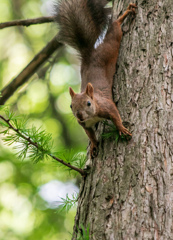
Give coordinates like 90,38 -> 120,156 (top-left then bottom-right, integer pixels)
117,3 -> 137,25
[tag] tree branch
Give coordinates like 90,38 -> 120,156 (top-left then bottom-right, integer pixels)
0,35 -> 63,105
0,16 -> 54,29
0,114 -> 86,176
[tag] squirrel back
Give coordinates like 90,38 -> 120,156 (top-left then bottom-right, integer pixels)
55,0 -> 111,59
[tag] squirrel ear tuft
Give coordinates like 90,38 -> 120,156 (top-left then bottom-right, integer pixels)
69,87 -> 76,99
85,83 -> 94,99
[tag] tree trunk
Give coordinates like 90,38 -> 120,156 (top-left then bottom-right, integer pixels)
72,0 -> 173,239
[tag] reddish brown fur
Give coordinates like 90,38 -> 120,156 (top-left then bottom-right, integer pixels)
57,2 -> 137,158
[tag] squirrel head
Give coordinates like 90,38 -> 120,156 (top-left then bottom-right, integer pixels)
69,83 -> 97,123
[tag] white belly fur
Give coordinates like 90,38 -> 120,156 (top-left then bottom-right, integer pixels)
84,116 -> 104,128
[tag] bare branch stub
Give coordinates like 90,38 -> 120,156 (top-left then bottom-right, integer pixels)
0,36 -> 63,105
0,16 -> 55,29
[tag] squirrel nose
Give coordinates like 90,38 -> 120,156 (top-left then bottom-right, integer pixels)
76,111 -> 84,121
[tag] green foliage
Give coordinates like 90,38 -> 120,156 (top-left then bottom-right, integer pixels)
77,224 -> 91,240
0,109 -> 86,172
0,0 -> 86,239
0,146 -> 76,240
0,104 -> 8,111
0,109 -> 52,163
102,121 -> 120,142
102,121 -> 131,142
55,150 -> 87,169
59,193 -> 78,213
0,109 -> 83,239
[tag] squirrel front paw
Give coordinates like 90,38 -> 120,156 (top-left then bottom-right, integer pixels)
128,3 -> 137,14
90,143 -> 98,158
119,125 -> 132,136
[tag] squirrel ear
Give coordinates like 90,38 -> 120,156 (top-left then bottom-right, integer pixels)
69,87 -> 76,99
85,83 -> 94,99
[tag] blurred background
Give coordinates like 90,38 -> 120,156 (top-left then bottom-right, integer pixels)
0,0 -> 87,239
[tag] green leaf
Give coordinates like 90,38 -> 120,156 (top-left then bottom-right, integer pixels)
54,150 -> 86,170
0,105 -> 7,111
0,120 -> 9,127
58,193 -> 78,213
102,121 -> 130,143
77,224 -> 91,240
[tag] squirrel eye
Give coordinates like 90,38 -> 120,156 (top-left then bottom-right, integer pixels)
87,101 -> 91,107
70,104 -> 72,109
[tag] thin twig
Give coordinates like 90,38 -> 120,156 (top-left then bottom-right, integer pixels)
0,114 -> 86,176
0,35 -> 63,105
0,16 -> 55,29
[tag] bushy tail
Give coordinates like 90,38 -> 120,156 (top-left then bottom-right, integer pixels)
55,0 -> 111,59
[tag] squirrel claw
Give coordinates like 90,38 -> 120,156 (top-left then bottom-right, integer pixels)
119,126 -> 132,136
128,3 -> 137,14
129,3 -> 137,8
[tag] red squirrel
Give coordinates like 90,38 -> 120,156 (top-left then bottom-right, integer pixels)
55,0 -> 137,158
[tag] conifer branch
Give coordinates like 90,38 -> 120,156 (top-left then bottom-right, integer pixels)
0,114 -> 86,176
0,16 -> 54,29
59,193 -> 78,212
0,36 -> 63,105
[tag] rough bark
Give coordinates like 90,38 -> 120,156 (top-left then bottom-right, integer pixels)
72,0 -> 173,239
